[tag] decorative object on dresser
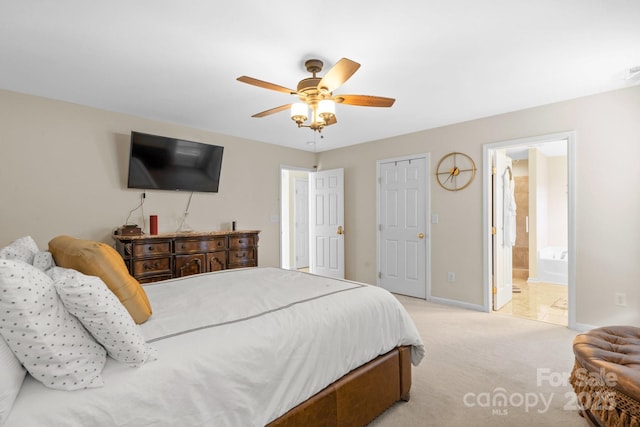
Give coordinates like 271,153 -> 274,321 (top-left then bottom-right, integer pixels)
113,230 -> 259,283
115,224 -> 143,236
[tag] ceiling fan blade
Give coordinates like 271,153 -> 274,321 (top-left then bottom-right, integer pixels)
334,94 -> 395,107
237,76 -> 297,95
317,58 -> 361,93
251,104 -> 292,118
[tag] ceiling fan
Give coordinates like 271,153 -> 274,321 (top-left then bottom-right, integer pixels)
237,58 -> 395,133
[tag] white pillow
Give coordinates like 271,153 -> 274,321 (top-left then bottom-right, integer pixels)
0,236 -> 40,264
0,336 -> 26,425
52,267 -> 157,367
0,259 -> 106,390
32,250 -> 55,273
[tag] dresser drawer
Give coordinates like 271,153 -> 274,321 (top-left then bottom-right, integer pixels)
138,274 -> 172,284
228,248 -> 256,267
132,257 -> 172,277
207,251 -> 227,272
229,235 -> 256,249
174,237 -> 226,254
175,254 -> 206,277
133,241 -> 172,258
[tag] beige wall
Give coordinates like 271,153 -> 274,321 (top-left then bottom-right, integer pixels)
0,90 -> 316,268
318,85 -> 640,328
2,85 -> 639,328
544,155 -> 568,248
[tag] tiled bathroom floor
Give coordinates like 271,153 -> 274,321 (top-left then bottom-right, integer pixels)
496,278 -> 568,326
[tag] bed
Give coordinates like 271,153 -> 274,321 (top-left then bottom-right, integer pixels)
0,236 -> 425,426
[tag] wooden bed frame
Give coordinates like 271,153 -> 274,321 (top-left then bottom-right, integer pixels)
268,346 -> 412,427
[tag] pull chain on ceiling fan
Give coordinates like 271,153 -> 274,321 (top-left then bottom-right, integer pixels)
237,58 -> 395,133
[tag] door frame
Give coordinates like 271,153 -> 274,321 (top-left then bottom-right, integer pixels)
482,131 -> 576,329
293,176 -> 309,269
279,165 -> 313,270
376,153 -> 431,299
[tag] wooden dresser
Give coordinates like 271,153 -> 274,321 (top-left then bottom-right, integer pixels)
113,230 -> 259,283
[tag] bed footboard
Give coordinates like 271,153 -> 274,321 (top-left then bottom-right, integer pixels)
267,345 -> 412,427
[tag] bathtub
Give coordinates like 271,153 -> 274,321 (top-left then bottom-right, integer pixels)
537,246 -> 568,285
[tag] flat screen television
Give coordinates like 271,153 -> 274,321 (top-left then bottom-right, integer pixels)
127,131 -> 224,193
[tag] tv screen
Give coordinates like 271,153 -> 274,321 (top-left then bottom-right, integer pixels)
127,131 -> 224,193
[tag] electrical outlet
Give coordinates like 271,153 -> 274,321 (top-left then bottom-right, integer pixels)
615,293 -> 627,307
447,272 -> 455,282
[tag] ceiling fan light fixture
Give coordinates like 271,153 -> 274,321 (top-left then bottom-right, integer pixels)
318,99 -> 336,120
291,103 -> 308,125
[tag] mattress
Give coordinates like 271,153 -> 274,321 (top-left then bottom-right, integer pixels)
5,267 -> 425,426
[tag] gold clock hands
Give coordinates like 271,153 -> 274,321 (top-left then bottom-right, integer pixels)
444,173 -> 453,184
446,167 -> 459,183
444,167 -> 459,185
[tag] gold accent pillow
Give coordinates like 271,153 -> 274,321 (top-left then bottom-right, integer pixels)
48,235 -> 152,324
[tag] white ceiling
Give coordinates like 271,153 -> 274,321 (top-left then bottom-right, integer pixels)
2,1 -> 639,152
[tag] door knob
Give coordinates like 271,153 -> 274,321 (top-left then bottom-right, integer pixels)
337,225 -> 344,235
418,233 -> 425,239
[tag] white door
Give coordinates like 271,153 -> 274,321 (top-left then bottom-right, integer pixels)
493,149 -> 514,310
378,157 -> 428,298
294,177 -> 309,269
309,168 -> 345,278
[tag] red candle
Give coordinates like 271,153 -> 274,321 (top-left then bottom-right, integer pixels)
150,215 -> 158,235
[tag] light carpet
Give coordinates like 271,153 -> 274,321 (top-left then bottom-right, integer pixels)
370,295 -> 587,427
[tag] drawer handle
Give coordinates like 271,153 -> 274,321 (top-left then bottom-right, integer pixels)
148,246 -> 154,251
238,239 -> 244,244
143,262 -> 160,271
235,252 -> 246,258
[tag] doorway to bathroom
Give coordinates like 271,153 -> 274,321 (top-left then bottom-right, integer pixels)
279,166 -> 346,279
483,132 -> 575,328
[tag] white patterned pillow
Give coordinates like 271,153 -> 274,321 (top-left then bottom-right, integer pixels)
0,236 -> 40,264
32,251 -> 55,273
52,267 -> 157,367
0,336 -> 26,425
0,259 -> 106,390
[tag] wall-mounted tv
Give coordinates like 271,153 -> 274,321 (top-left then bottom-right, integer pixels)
127,131 -> 224,193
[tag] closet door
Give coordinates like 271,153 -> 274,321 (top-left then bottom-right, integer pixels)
378,156 -> 428,299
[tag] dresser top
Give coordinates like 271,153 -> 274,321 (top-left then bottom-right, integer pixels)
112,230 -> 260,242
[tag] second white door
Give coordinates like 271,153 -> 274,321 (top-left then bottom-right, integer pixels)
310,168 -> 345,279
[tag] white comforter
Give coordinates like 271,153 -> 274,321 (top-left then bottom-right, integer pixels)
6,267 -> 425,427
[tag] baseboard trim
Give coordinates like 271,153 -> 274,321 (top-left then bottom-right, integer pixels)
427,296 -> 486,312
